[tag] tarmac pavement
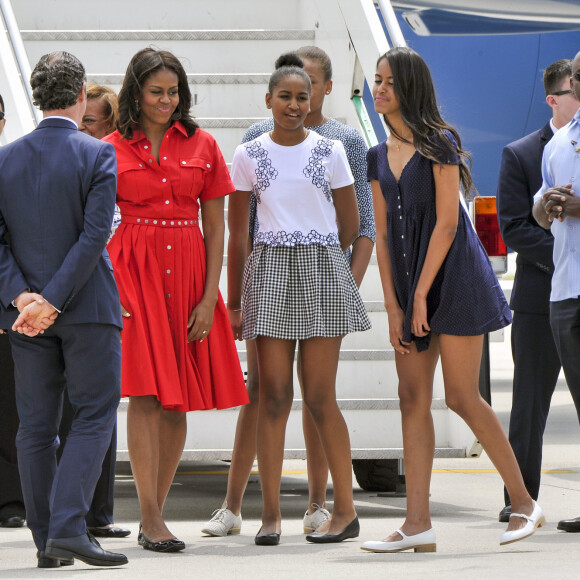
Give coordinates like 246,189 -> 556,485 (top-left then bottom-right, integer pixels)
2,326 -> 580,579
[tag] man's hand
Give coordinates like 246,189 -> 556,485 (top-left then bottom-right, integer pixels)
541,184 -> 578,222
12,293 -> 58,336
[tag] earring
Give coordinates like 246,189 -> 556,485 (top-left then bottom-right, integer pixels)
135,100 -> 140,112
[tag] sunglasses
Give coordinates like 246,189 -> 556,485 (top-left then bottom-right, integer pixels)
574,70 -> 580,82
552,89 -> 573,96
0,111 -> 4,121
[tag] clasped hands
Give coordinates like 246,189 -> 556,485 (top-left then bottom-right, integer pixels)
541,184 -> 580,222
11,291 -> 58,337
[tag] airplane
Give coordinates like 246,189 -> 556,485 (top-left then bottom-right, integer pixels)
365,1 -> 580,197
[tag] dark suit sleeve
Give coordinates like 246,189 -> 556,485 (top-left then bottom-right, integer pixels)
496,145 -> 554,275
0,222 -> 30,310
41,143 -> 117,312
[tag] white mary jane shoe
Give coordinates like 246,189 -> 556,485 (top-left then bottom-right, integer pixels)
361,528 -> 436,553
500,501 -> 545,545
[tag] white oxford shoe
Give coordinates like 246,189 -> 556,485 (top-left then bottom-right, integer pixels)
500,501 -> 545,545
361,528 -> 436,553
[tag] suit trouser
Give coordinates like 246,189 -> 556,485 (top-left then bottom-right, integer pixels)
550,298 -> 580,421
504,311 -> 561,505
10,323 -> 121,551
58,392 -> 117,528
0,334 -> 24,513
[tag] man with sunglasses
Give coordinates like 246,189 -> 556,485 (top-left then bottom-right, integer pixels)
497,59 -> 580,527
532,51 -> 580,533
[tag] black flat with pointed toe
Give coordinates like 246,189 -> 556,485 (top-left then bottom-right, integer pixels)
255,527 -> 281,546
306,516 -> 360,544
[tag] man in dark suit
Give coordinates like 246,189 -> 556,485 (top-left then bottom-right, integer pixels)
0,52 -> 127,567
497,59 -> 580,527
0,93 -> 26,530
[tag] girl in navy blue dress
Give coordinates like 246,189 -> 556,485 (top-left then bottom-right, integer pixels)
361,47 -> 544,553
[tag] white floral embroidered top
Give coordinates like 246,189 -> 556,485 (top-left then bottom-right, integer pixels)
230,131 -> 354,247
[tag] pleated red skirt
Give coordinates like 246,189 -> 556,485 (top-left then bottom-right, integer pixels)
108,218 -> 248,412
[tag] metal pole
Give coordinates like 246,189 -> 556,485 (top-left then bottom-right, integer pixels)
0,0 -> 40,124
376,0 -> 407,47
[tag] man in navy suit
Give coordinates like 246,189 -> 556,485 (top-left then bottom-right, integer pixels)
497,59 -> 580,526
0,52 -> 127,567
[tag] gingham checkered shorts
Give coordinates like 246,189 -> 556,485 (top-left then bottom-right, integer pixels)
241,243 -> 371,340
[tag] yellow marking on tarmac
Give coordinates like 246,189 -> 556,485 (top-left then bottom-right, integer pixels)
432,469 -> 575,474
178,468 -> 576,476
177,470 -> 308,476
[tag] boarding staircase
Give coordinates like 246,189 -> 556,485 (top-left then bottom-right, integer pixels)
1,0 -> 479,478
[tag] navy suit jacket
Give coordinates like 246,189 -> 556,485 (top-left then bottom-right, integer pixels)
0,117 -> 122,329
497,123 -> 554,315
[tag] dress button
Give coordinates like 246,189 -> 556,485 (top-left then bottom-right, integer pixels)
166,269 -> 171,274
163,156 -> 167,160
206,163 -> 211,168
167,293 -> 171,298
171,221 -> 175,225
178,221 -> 181,225
182,161 -> 187,165
145,219 -> 149,224
162,221 -> 166,225
144,145 -> 148,149
167,245 -> 172,250
162,178 -> 167,183
154,220 -> 158,224
165,200 -> 170,204
401,235 -> 404,239
137,218 -> 141,223
139,164 -> 143,167
148,159 -> 153,163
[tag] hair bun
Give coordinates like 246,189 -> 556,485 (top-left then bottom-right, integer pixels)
275,52 -> 304,70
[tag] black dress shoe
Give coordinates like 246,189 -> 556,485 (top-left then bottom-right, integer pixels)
37,550 -> 74,568
0,514 -> 25,528
306,516 -> 360,543
45,532 -> 128,567
138,524 -> 185,553
255,527 -> 280,546
557,517 -> 580,532
88,525 -> 131,538
499,505 -> 511,523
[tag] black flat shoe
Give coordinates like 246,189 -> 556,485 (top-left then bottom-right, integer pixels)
306,516 -> 360,544
88,525 -> 131,538
138,524 -> 185,553
255,527 -> 280,546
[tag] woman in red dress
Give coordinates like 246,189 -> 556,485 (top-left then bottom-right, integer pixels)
104,48 -> 248,552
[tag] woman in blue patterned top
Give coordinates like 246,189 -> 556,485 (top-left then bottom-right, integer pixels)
202,47 -> 374,540
361,47 -> 543,554
227,53 -> 369,546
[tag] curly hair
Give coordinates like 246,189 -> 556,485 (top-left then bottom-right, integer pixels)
87,83 -> 118,133
30,52 -> 86,111
117,48 -> 198,140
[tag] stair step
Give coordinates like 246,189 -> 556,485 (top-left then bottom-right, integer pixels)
21,29 -> 315,41
89,73 -> 271,85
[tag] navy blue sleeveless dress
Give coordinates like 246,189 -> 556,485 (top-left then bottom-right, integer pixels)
367,134 -> 511,352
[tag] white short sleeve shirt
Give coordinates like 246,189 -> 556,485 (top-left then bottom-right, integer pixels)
231,130 -> 354,247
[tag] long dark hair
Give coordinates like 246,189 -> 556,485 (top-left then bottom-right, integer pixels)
378,47 -> 475,196
117,48 -> 198,139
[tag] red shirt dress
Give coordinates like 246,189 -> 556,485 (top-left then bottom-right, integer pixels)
104,122 -> 248,412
